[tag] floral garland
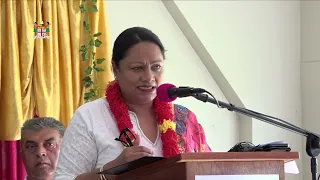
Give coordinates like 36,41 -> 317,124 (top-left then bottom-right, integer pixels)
105,80 -> 181,157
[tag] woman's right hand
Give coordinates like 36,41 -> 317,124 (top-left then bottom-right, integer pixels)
110,134 -> 153,167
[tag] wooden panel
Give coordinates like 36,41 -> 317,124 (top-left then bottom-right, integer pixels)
113,152 -> 298,180
186,161 -> 284,180
117,161 -> 284,180
124,162 -> 187,180
117,158 -> 183,180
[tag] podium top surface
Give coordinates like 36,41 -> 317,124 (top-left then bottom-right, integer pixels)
175,152 -> 299,163
101,152 -> 299,176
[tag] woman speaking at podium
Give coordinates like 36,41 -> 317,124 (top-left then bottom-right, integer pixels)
54,27 -> 211,180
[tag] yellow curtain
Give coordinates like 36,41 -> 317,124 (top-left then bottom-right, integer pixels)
0,0 -> 113,140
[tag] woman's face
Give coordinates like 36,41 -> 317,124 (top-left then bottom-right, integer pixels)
113,42 -> 164,105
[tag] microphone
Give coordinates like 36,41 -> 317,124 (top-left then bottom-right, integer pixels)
156,83 -> 206,102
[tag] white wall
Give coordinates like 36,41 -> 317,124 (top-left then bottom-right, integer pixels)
173,1 -> 302,180
301,1 -> 320,180
106,1 -> 303,179
106,1 -> 239,152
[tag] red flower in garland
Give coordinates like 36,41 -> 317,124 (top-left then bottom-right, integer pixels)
105,80 -> 181,157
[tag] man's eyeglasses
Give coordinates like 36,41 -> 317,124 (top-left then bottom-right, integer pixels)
115,128 -> 136,147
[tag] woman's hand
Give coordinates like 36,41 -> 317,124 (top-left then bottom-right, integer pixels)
75,134 -> 152,180
110,134 -> 153,167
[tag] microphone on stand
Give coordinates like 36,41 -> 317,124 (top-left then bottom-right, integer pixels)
157,83 -> 320,180
156,83 -> 206,102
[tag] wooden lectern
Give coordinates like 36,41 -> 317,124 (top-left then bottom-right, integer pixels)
101,152 -> 299,180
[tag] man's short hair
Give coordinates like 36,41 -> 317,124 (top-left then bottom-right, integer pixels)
21,117 -> 66,141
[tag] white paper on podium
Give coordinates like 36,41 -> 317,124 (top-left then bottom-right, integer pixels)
285,161 -> 299,174
195,174 -> 279,180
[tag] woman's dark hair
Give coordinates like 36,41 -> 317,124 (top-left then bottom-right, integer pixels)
112,27 -> 166,67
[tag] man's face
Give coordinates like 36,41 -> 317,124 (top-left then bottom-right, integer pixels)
21,128 -> 62,179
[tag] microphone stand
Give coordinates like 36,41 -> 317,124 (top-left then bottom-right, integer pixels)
192,93 -> 320,180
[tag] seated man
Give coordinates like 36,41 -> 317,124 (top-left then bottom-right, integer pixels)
20,117 -> 65,180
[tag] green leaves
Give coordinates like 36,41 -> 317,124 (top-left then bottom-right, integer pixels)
94,39 -> 102,47
93,32 -> 102,37
90,5 -> 98,12
96,58 -> 105,64
89,39 -> 94,46
80,0 -> 104,103
92,60 -> 105,72
84,89 -> 98,102
82,76 -> 93,88
81,52 -> 89,61
79,4 -> 85,13
80,45 -> 87,52
94,67 -> 104,72
83,21 -> 90,32
85,66 -> 92,75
